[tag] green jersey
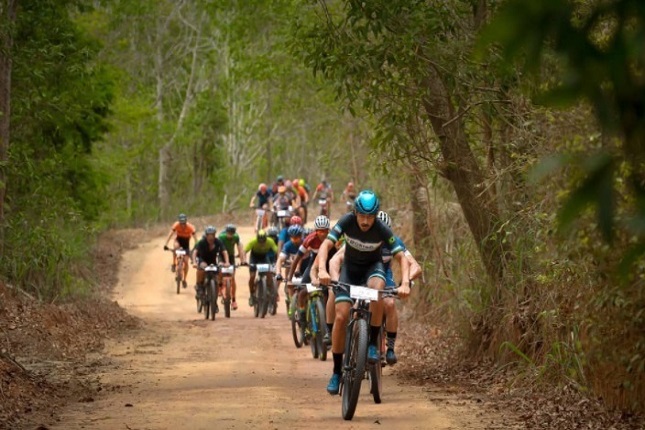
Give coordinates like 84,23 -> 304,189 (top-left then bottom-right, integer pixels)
245,237 -> 278,255
218,232 -> 240,260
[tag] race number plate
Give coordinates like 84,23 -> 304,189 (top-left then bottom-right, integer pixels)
205,265 -> 218,273
306,284 -> 322,293
256,208 -> 265,216
256,263 -> 272,273
175,249 -> 186,256
220,266 -> 234,275
350,286 -> 379,301
318,199 -> 327,205
277,210 -> 289,218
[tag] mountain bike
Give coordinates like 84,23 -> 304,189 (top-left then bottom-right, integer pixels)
251,263 -> 277,318
198,264 -> 219,321
219,264 -> 236,318
318,197 -> 329,216
164,246 -> 188,294
274,206 -> 292,230
331,281 -> 397,420
287,279 -> 305,348
304,283 -> 328,361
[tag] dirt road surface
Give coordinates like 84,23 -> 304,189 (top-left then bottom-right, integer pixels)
53,226 -> 494,430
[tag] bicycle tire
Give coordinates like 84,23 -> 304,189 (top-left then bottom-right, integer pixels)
342,318 -> 368,420
309,300 -> 319,359
223,278 -> 231,318
253,278 -> 261,318
204,279 -> 211,320
315,298 -> 328,361
291,301 -> 304,348
260,277 -> 269,318
175,259 -> 182,295
210,279 -> 217,321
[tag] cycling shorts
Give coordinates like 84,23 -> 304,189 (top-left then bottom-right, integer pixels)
335,260 -> 386,304
177,237 -> 190,252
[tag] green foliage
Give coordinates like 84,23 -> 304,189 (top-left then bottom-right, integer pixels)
1,0 -> 114,299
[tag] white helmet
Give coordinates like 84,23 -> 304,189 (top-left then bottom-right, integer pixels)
314,215 -> 330,230
377,211 -> 391,228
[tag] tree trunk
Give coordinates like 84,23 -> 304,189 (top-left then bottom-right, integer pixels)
421,66 -> 508,285
0,0 -> 17,255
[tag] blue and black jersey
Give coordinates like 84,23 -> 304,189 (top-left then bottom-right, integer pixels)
328,213 -> 403,266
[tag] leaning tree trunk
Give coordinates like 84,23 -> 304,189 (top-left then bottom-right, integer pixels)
0,0 -> 17,256
421,66 -> 508,287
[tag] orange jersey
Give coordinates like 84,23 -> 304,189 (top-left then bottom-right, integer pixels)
172,221 -> 196,239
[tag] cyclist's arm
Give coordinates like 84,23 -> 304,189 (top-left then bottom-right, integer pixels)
405,250 -> 422,281
164,229 -> 175,247
393,251 -> 411,297
288,253 -> 304,281
237,241 -> 246,264
249,194 -> 256,208
329,244 -> 345,281
222,249 -> 230,265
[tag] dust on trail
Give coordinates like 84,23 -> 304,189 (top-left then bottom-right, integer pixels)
52,225 -> 498,430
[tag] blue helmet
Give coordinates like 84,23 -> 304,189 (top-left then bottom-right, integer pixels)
287,224 -> 304,237
354,190 -> 380,215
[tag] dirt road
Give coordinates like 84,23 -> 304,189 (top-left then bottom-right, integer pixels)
53,226 -> 491,429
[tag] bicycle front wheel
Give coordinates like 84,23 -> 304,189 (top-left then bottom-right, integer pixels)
342,318 -> 368,420
260,277 -> 269,318
315,298 -> 328,361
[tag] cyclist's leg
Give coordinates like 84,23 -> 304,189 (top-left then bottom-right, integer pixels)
365,261 -> 387,359
195,262 -> 206,296
248,253 -> 259,305
383,267 -> 399,362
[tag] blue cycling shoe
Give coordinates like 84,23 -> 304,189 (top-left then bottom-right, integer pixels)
367,345 -> 379,363
385,348 -> 398,365
327,373 -> 341,395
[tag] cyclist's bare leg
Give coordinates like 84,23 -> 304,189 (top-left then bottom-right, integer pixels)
384,297 -> 398,332
326,288 -> 336,330
297,288 -> 308,310
367,276 -> 386,326
331,301 -> 351,355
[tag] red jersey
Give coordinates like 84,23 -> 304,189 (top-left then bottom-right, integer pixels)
298,231 -> 324,256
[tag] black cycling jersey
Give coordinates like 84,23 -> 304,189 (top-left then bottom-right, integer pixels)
195,237 -> 227,265
328,213 -> 403,266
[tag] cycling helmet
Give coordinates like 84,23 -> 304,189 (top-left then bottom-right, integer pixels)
377,211 -> 392,228
259,183 -> 267,192
278,185 -> 286,193
314,215 -> 330,230
225,224 -> 236,233
257,229 -> 267,242
290,215 -> 303,225
288,224 -> 304,237
285,180 -> 293,188
277,175 -> 284,182
347,182 -> 354,188
299,179 -> 306,187
267,226 -> 279,238
178,213 -> 188,224
354,190 -> 380,215
293,178 -> 300,187
205,225 -> 217,235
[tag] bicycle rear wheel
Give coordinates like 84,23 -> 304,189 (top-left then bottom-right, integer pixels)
342,318 -> 368,420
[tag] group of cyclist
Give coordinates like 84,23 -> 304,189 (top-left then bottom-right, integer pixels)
164,183 -> 421,397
